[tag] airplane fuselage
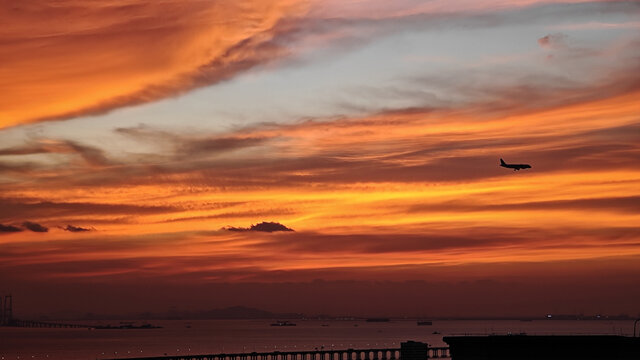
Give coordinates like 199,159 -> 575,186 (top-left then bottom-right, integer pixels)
500,158 -> 531,171
501,163 -> 531,170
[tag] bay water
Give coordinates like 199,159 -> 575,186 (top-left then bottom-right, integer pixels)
1,319 -> 635,360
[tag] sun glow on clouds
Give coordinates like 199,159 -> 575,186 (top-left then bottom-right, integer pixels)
1,0 -> 640,315
2,90 -> 639,283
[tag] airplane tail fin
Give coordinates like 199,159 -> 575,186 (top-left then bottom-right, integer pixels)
500,158 -> 506,165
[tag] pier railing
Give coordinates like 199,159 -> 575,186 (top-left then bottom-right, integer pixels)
103,345 -> 450,360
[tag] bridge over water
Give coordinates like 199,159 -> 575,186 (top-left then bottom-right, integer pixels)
2,294 -> 93,328
103,341 -> 450,360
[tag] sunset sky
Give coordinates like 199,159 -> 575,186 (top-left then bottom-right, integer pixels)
1,0 -> 639,318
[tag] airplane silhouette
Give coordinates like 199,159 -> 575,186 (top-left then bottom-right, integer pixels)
500,158 -> 531,171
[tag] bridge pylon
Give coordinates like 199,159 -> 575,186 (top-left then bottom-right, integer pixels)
1,295 -> 12,326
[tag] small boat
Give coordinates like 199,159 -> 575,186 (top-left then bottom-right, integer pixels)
270,320 -> 296,326
432,331 -> 441,335
417,320 -> 433,326
365,318 -> 390,322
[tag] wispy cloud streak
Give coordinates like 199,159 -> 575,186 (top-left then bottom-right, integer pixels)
0,0 -> 308,128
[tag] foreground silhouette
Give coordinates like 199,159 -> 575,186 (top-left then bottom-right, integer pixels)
500,158 -> 531,171
444,335 -> 640,359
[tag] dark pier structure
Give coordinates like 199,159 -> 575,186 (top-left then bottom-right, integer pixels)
444,335 -> 640,360
10,319 -> 91,328
104,341 -> 450,360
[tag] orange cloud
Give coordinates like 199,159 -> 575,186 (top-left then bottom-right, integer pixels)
2,0 -> 627,129
0,0 -> 308,128
1,89 -> 638,267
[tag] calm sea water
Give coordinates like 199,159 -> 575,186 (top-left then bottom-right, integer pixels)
0,319 -> 635,360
